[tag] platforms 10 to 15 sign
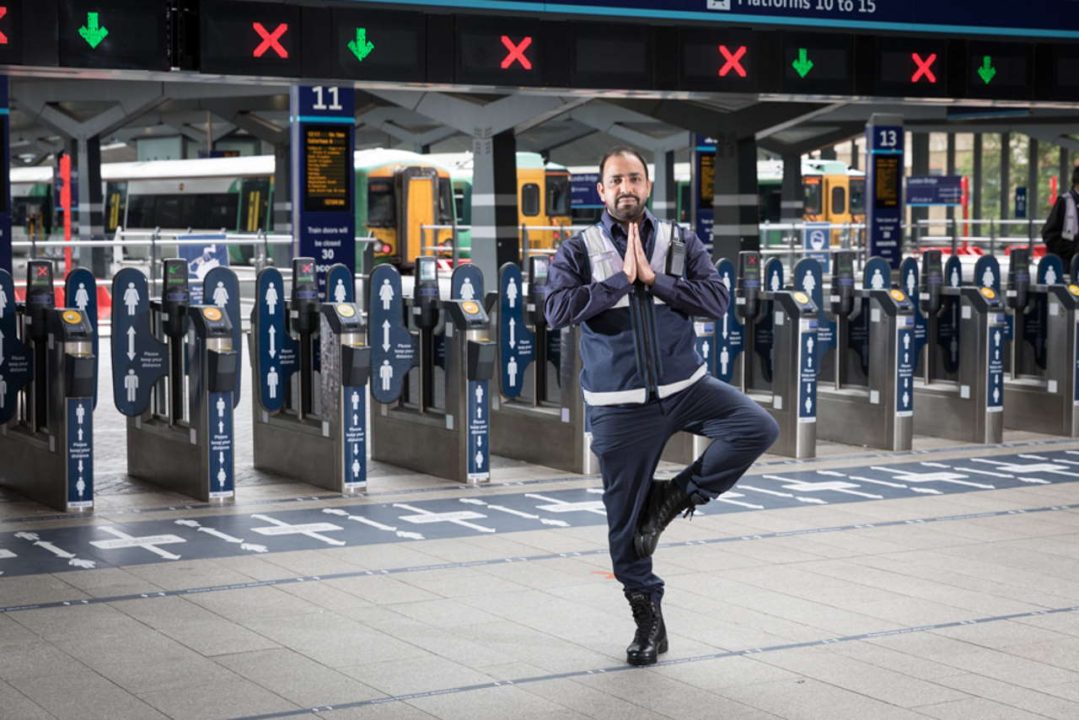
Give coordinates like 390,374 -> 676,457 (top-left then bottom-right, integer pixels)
2,0 -> 1079,101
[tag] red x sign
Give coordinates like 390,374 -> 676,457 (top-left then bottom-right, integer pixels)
718,45 -> 747,78
35,265 -> 49,278
252,22 -> 288,59
500,35 -> 533,70
0,8 -> 8,46
911,52 -> 937,83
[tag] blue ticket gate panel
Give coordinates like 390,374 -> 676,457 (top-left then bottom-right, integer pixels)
808,254 -> 915,451
370,260 -> 496,484
1003,252 -> 1079,435
490,259 -> 595,474
249,259 -> 372,494
913,254 -> 1006,444
114,261 -> 240,502
0,263 -> 97,512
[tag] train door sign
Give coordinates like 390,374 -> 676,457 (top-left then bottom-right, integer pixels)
111,269 -> 169,417
0,269 -> 32,424
368,265 -> 413,405
498,263 -> 535,398
291,85 -> 357,298
713,258 -> 744,383
254,267 -> 299,413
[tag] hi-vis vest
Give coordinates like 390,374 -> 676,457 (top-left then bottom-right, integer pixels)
576,221 -> 706,406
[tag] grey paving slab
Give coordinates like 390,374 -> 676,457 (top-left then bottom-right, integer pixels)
215,647 -> 387,708
9,667 -> 171,720
932,673 -> 1079,720
111,596 -> 282,657
519,677 -> 680,720
137,676 -> 301,720
0,679 -> 56,720
405,685 -> 593,720
317,704 -> 440,720
339,654 -> 495,698
915,697 -> 1055,720
241,612 -> 428,668
717,676 -> 935,720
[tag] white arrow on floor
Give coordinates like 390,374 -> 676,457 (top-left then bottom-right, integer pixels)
460,497 -> 570,526
737,485 -> 827,504
322,508 -> 424,540
174,519 -> 267,553
14,532 -> 96,569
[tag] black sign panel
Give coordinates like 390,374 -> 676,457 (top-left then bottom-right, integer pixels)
59,0 -> 169,70
781,33 -> 853,95
1042,44 -> 1079,101
680,28 -> 758,92
874,37 -> 951,97
301,7 -> 425,83
456,16 -> 546,86
573,23 -> 652,89
303,126 -> 350,213
964,42 -> 1031,100
200,0 -> 301,77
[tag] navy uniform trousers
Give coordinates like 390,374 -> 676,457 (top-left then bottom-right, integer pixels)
588,375 -> 780,597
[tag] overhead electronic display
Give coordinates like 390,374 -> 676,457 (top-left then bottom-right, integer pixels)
456,16 -> 546,86
573,24 -> 652,89
963,42 -> 1031,100
200,0 -> 302,77
781,34 -> 853,95
875,37 -> 950,97
302,8 -> 425,82
1044,45 -> 1079,101
303,127 -> 350,213
680,29 -> 757,91
59,0 -> 169,70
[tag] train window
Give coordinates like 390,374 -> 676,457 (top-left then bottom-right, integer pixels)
831,186 -> 847,215
546,175 -> 570,217
849,178 -> 866,214
521,183 -> 541,217
803,179 -> 823,215
367,179 -> 395,227
438,178 -> 455,224
191,194 -> 241,229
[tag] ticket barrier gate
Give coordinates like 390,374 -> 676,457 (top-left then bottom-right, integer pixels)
370,257 -> 497,484
665,252 -> 818,461
112,259 -> 240,501
1001,250 -> 1079,435
0,262 -> 97,512
799,253 -> 915,451
489,258 -> 596,474
910,251 -> 1005,444
250,258 -> 372,493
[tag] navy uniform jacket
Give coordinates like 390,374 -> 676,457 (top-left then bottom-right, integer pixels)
544,209 -> 728,406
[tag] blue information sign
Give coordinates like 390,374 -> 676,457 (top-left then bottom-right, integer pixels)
988,324 -> 1005,412
65,269 -> 98,409
368,265 -> 414,404
0,79 -> 11,276
0,270 -> 32,425
899,257 -> 927,373
178,233 -> 229,305
713,258 -> 743,383
571,172 -> 602,210
498,263 -> 535,398
803,223 -> 831,270
326,264 -> 354,304
755,258 -> 785,382
111,269 -> 168,417
866,121 -> 904,268
694,320 -> 716,376
467,379 -> 490,482
254,268 -> 299,413
66,397 -> 93,509
1039,255 -> 1064,286
1015,186 -> 1028,219
974,256 -> 1001,292
937,256 -> 963,373
798,325 -> 817,422
342,385 -> 367,490
793,258 -> 831,368
203,267 -> 242,408
906,176 -> 963,206
692,135 -> 715,246
207,392 -> 235,499
896,324 -> 914,417
451,264 -> 484,302
291,85 -> 356,298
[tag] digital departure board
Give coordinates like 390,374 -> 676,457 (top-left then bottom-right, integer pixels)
200,0 -> 302,77
873,156 -> 901,210
303,127 -> 350,213
59,0 -> 169,70
697,153 -> 715,207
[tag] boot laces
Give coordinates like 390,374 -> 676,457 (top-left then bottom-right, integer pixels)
628,594 -> 659,639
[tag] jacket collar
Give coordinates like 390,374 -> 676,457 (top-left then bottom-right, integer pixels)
601,208 -> 658,243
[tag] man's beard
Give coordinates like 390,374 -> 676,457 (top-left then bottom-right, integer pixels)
608,195 -> 645,222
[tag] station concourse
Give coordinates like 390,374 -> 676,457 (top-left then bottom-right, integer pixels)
4,1 -> 1079,719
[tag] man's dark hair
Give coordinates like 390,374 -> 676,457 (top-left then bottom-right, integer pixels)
1071,165 -> 1079,187
599,147 -> 650,181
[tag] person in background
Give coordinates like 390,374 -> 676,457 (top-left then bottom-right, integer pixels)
1043,165 -> 1079,271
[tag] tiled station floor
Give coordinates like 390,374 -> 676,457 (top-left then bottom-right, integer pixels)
4,342 -> 1079,719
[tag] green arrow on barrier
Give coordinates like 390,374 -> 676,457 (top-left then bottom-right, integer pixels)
347,27 -> 375,63
977,56 -> 997,85
78,12 -> 109,49
792,48 -> 814,79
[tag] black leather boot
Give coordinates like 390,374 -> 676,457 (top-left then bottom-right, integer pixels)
625,591 -> 668,666
634,480 -> 695,559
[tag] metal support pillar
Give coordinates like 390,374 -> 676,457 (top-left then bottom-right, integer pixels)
712,129 -> 759,262
271,142 -> 291,267
973,134 -> 984,222
1062,146 -> 1072,191
946,133 -> 957,222
75,136 -> 106,277
1028,136 -> 1039,216
780,152 -> 804,221
471,129 -> 519,282
849,139 -> 859,170
1001,132 -> 1011,219
652,149 -> 677,221
911,133 -> 930,229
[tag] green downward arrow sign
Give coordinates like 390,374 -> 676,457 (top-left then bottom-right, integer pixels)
78,11 -> 109,49
347,28 -> 375,63
792,48 -> 814,79
978,55 -> 997,85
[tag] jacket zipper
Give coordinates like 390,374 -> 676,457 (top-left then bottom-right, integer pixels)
635,286 -> 660,397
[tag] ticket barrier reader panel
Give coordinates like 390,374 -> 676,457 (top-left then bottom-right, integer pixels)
250,259 -> 373,494
490,259 -> 596,475
371,260 -> 496,484
913,254 -> 1005,444
1003,252 -> 1079,435
115,260 -> 240,502
0,263 -> 97,512
809,254 -> 915,451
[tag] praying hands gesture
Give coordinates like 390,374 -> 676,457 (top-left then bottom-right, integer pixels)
621,222 -> 655,286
